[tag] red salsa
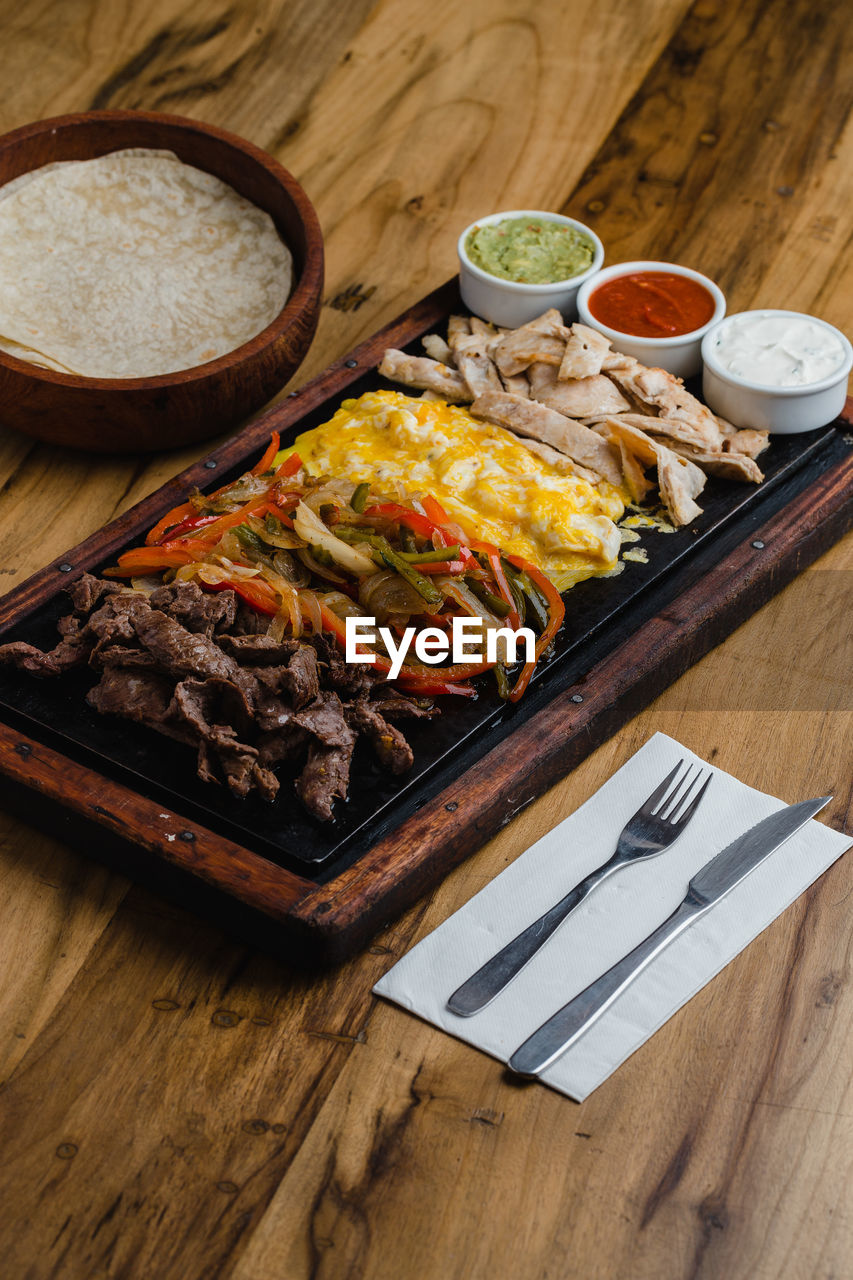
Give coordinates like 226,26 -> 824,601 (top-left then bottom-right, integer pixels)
589,271 -> 716,338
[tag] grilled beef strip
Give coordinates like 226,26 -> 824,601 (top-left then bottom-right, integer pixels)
0,574 -> 428,821
148,581 -> 237,635
68,573 -> 125,615
346,699 -> 414,774
0,590 -> 148,676
296,739 -> 357,822
87,666 -> 193,743
216,634 -> 300,665
170,678 -> 278,801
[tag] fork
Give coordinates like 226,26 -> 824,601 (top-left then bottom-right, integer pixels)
445,759 -> 712,1017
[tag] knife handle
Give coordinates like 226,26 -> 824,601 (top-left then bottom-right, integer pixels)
446,862 -> 619,1017
508,893 -> 706,1077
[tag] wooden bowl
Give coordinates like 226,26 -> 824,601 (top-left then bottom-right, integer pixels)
0,110 -> 324,453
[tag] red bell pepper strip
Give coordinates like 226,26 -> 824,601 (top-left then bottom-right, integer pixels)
365,502 -> 439,541
145,501 -> 196,546
470,540 -> 520,629
503,555 -> 566,702
275,451 -> 303,478
156,512 -> 220,542
364,501 -> 475,567
267,487 -> 303,514
252,431 -> 281,475
259,503 -> 295,529
190,497 -> 273,545
103,546 -> 201,576
206,576 -> 279,615
420,495 -> 469,545
419,494 -> 452,526
145,443 -> 297,546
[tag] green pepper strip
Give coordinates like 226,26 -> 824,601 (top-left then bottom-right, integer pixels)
504,556 -> 566,703
350,482 -> 370,513
234,524 -> 267,554
465,577 -> 512,617
502,565 -> 528,625
493,663 -> 510,699
375,538 -> 443,607
505,562 -> 548,630
397,544 -> 460,563
332,527 -> 443,607
330,526 -> 375,541
400,525 -> 418,554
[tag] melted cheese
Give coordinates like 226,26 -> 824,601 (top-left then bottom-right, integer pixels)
282,390 -> 625,590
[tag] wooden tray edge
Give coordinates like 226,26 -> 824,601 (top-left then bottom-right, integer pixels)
0,726 -> 311,916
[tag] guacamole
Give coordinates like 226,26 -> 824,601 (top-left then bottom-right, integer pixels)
465,218 -> 595,284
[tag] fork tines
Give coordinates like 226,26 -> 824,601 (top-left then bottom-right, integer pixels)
646,759 -> 712,826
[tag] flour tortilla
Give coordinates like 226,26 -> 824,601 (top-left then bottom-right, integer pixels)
0,149 -> 293,378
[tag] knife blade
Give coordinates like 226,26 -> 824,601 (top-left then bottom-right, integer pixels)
508,796 -> 832,1078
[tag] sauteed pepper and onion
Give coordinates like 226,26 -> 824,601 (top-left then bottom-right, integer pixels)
105,434 -> 565,702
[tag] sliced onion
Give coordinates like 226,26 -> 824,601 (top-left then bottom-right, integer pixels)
215,528 -> 244,561
244,514 -> 304,550
272,550 -> 310,588
256,565 -> 303,637
212,556 -> 261,579
301,479 -> 356,513
190,472 -> 271,514
293,501 -> 376,575
359,569 -> 427,624
129,575 -> 162,595
296,545 -> 347,585
267,608 -> 289,642
299,588 -> 324,635
174,562 -> 225,585
320,591 -> 364,621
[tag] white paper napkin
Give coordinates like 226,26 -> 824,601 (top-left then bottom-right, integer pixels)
373,732 -> 852,1101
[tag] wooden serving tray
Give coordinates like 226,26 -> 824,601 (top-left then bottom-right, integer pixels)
1,279 -> 851,964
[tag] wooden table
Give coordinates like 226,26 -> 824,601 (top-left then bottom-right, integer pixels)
0,2 -> 850,1277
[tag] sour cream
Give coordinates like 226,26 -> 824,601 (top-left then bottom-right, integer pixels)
706,311 -> 847,387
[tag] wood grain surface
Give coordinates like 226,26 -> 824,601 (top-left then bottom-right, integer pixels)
0,2 -> 850,1279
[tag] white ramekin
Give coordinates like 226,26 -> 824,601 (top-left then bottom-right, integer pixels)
701,310 -> 852,433
576,261 -> 726,379
457,210 -> 604,328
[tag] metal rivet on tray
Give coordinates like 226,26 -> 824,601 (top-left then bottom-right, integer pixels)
571,694 -> 584,704
445,801 -> 458,812
345,358 -> 358,368
751,540 -> 765,550
179,830 -> 195,842
203,459 -> 218,470
58,562 -> 73,573
288,389 -> 299,397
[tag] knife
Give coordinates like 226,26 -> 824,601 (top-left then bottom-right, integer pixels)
507,796 -> 832,1078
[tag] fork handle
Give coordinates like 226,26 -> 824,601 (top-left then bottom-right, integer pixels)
446,861 -> 618,1017
507,897 -> 704,1077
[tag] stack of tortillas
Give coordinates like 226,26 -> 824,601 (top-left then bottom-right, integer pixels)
0,149 -> 293,378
